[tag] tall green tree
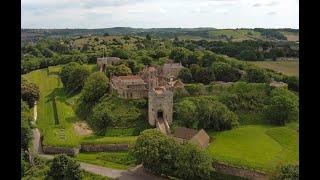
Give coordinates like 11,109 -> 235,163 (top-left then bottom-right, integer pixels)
81,72 -> 109,103
21,77 -> 40,107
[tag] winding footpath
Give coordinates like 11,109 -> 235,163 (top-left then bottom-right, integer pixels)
31,101 -> 165,180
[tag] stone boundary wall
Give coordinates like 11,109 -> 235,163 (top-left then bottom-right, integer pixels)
42,146 -> 80,157
213,162 -> 268,180
80,144 -> 129,152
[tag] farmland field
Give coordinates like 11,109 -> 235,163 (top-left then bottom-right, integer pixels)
249,60 -> 299,77
206,123 -> 299,172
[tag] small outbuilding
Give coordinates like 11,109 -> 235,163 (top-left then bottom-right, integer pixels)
173,127 -> 210,148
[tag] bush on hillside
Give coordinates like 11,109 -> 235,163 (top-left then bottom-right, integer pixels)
263,88 -> 298,125
211,62 -> 242,82
174,100 -> 198,128
88,96 -> 141,134
59,62 -> 90,93
184,83 -> 206,95
217,82 -> 271,112
130,129 -> 213,179
283,76 -> 299,92
246,67 -> 270,83
81,72 -> 109,103
21,100 -> 33,150
273,164 -> 299,180
193,67 -> 215,84
175,97 -> 239,131
21,77 -> 40,108
178,68 -> 193,83
48,154 -> 82,180
169,47 -> 191,63
111,48 -> 129,59
105,64 -> 132,77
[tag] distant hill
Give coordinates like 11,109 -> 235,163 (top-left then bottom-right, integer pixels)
21,27 -> 299,44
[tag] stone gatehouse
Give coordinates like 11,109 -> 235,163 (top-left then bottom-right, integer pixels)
97,57 -> 122,72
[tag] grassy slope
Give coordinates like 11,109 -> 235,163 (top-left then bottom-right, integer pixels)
76,152 -> 135,170
249,60 -> 299,77
23,65 -> 138,147
24,66 -> 82,147
206,123 -> 299,172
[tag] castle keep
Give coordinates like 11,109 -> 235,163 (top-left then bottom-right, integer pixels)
96,57 -> 209,148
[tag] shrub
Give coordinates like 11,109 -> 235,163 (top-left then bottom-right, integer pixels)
111,48 -> 129,59
48,154 -> 82,180
81,72 -> 109,103
194,67 -> 215,84
283,76 -> 299,92
211,62 -> 242,82
246,67 -> 270,83
21,100 -> 33,150
238,49 -> 257,61
263,88 -> 298,125
178,68 -> 192,83
130,129 -> 179,176
185,83 -> 206,95
175,142 -> 213,179
174,100 -> 198,128
169,47 -> 191,63
59,62 -> 90,92
175,97 -> 239,131
197,99 -> 239,130
88,97 -> 141,134
273,164 -> 299,180
21,77 -> 40,108
130,129 -> 213,179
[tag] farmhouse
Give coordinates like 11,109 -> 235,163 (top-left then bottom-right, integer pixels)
173,127 -> 210,148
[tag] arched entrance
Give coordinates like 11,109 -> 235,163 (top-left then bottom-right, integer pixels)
157,110 -> 163,119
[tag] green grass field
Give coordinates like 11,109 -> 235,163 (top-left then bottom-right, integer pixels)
23,65 -> 138,147
206,124 -> 299,173
249,60 -> 299,77
76,152 -> 136,170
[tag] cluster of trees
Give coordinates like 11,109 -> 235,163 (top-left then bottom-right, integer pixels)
87,96 -> 142,135
177,39 -> 299,61
174,97 -> 239,130
130,129 -> 213,179
254,28 -> 287,40
263,88 -> 299,125
59,62 -> 90,93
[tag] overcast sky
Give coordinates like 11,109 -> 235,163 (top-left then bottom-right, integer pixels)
21,0 -> 299,29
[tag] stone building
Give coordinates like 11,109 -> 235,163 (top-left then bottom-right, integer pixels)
148,86 -> 173,129
173,127 -> 210,148
139,66 -> 159,90
110,75 -> 148,99
160,60 -> 184,80
97,57 -> 121,72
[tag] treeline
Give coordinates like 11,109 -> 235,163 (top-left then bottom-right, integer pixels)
174,39 -> 299,61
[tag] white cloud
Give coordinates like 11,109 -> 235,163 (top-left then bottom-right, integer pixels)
21,0 -> 299,29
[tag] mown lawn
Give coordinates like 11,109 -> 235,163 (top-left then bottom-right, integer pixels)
23,65 -> 138,147
249,60 -> 299,77
206,123 -> 299,173
76,152 -> 136,170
